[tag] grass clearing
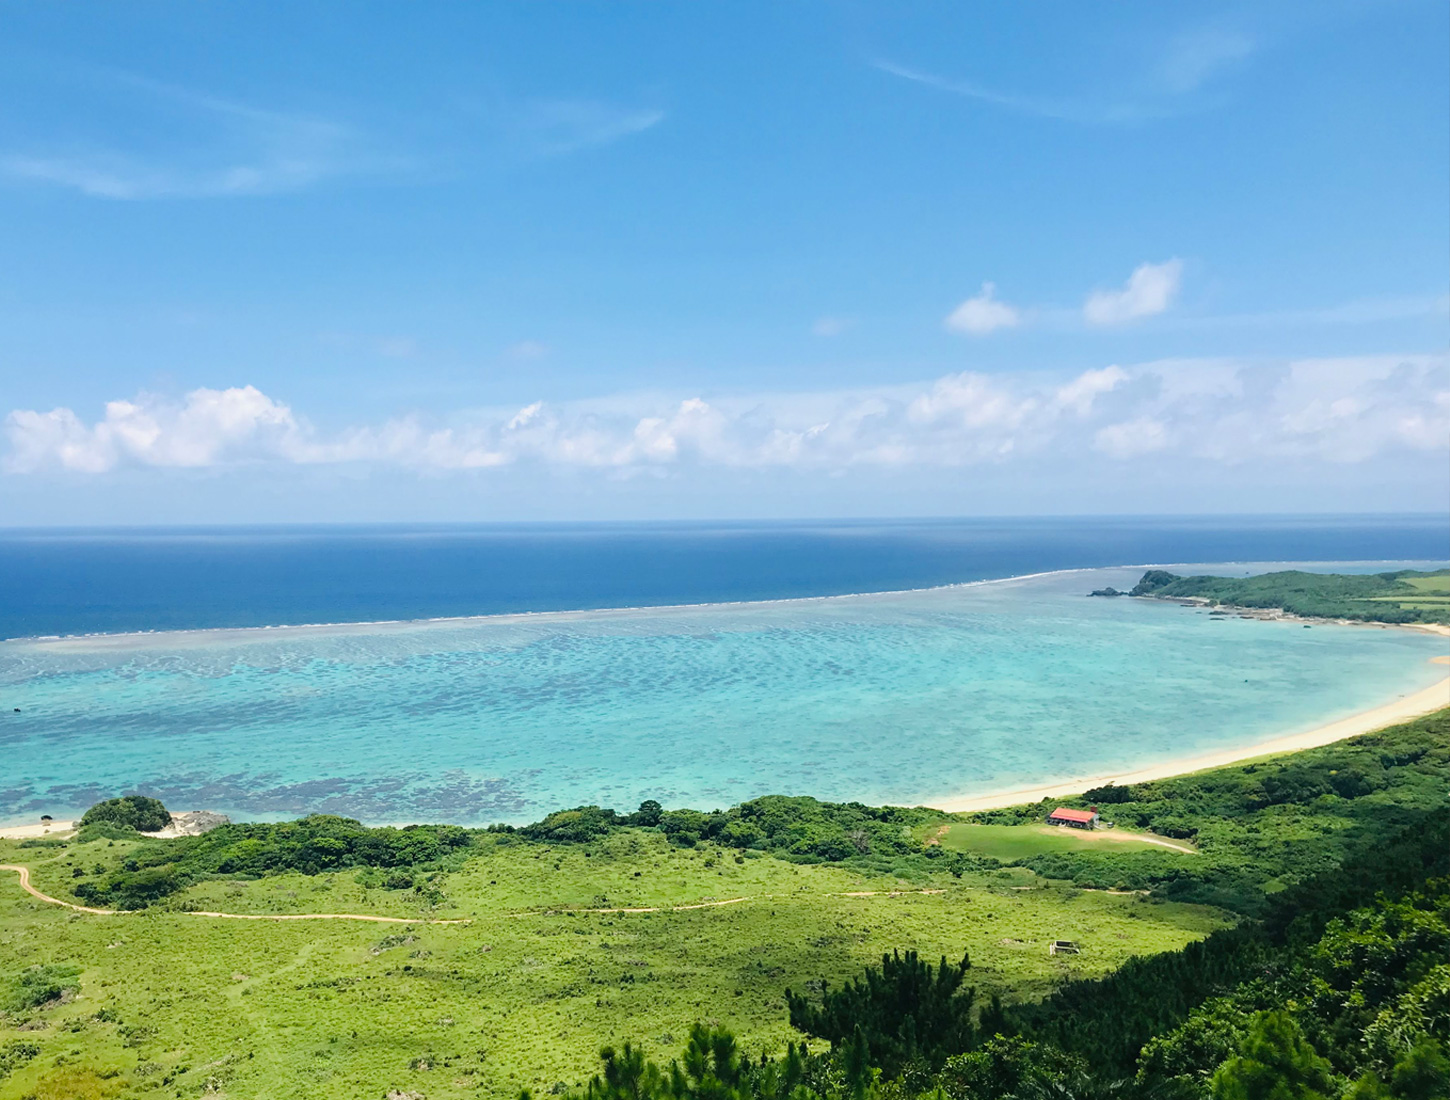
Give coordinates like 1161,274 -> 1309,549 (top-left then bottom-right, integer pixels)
926,823 -> 1195,862
1401,575 -> 1450,595
0,829 -> 1229,1100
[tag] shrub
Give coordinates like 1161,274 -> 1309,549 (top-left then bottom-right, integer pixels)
80,795 -> 171,833
4,965 -> 80,1012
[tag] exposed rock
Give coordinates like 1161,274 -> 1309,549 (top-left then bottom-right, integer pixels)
141,810 -> 230,838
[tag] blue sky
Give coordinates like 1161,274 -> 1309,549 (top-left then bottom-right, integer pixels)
1,1 -> 1446,522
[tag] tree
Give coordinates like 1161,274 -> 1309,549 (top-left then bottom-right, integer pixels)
588,1042 -> 663,1100
79,795 -> 170,832
1210,1012 -> 1333,1100
786,950 -> 975,1075
632,800 -> 664,827
1388,1038 -> 1450,1100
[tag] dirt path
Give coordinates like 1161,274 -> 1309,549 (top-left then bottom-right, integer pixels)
0,864 -> 469,924
1124,834 -> 1196,855
0,864 -> 118,915
523,888 -> 948,917
3,864 -> 954,923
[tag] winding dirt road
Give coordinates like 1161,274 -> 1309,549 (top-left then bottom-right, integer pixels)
0,864 -> 470,924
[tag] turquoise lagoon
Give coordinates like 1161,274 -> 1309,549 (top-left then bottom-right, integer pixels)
1,564 -> 1445,825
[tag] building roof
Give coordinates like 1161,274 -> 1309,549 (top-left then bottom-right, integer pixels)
1048,807 -> 1099,823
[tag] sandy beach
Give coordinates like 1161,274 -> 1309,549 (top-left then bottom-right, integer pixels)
0,820 -> 76,841
935,652 -> 1450,813
0,810 -> 225,842
4,634 -> 1446,833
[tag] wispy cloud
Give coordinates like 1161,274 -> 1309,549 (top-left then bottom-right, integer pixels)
871,61 -> 1150,125
511,99 -> 664,156
0,73 -> 388,199
8,355 -> 1444,477
875,25 -> 1257,125
1083,260 -> 1184,326
945,283 -> 1021,335
0,68 -> 661,200
1156,29 -> 1256,95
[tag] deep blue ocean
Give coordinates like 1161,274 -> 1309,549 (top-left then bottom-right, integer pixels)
1,514 -> 1446,639
1,515 -> 1446,826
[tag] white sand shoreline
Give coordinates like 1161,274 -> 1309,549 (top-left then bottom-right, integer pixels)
933,650 -> 1450,813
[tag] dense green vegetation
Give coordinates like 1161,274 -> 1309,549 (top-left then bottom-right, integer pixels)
77,795 -> 171,833
2,710 -> 1447,1098
561,811 -> 1449,1100
1129,568 -> 1450,624
785,949 -> 982,1076
527,795 -> 959,869
968,708 -> 1450,915
71,815 -> 479,909
67,795 -> 968,911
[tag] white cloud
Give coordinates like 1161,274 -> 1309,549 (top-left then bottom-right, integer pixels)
4,386 -> 304,472
1055,366 -> 1129,416
1095,417 -> 1169,458
1083,260 -> 1183,326
7,355 -> 1446,478
945,283 -> 1021,335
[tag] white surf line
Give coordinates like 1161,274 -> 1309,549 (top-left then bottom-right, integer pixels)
15,558 -> 1437,646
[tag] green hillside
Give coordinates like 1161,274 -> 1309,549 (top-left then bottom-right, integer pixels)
1,708 -> 1447,1099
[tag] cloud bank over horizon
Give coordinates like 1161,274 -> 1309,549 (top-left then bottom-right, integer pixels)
7,355 -> 1445,486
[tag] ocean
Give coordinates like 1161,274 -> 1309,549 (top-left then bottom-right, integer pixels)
1,516 -> 1446,826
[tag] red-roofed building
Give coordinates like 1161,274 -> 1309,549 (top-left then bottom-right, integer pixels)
1047,807 -> 1100,830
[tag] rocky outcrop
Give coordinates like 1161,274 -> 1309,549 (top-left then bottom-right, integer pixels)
141,810 -> 230,838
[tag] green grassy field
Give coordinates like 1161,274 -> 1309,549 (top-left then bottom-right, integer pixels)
1363,573 -> 1450,611
0,828 -> 1229,1100
924,823 -> 1195,862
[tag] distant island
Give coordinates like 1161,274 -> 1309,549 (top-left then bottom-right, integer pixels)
1096,567 -> 1450,625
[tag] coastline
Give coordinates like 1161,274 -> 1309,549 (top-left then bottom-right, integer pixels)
6,660 -> 1446,836
3,587 -> 1445,833
933,653 -> 1450,813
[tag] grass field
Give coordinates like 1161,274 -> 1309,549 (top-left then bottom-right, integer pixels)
0,828 -> 1230,1100
924,823 -> 1195,862
1363,574 -> 1450,612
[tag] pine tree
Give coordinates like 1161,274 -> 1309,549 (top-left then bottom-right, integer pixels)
1210,1012 -> 1334,1100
